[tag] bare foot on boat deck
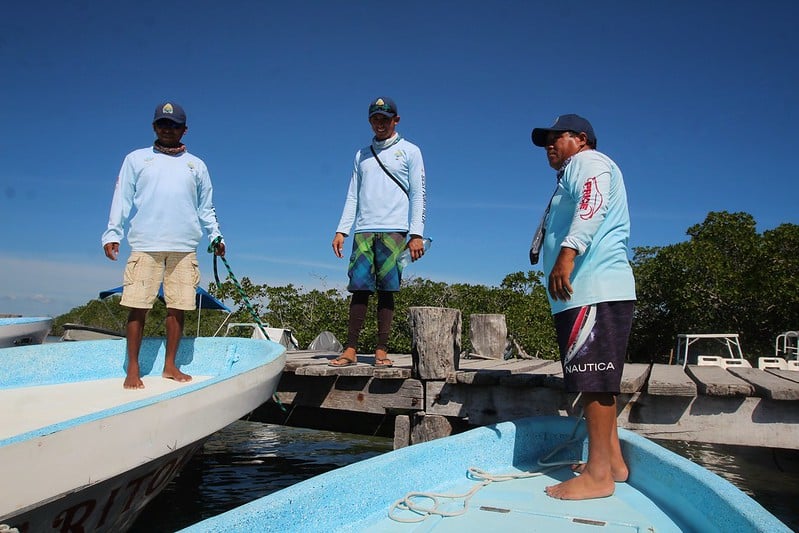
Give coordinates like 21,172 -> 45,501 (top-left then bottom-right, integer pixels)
546,468 -> 616,500
162,367 -> 192,382
124,374 -> 145,389
571,461 -> 629,482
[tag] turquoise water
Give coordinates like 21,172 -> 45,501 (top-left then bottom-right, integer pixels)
130,420 -> 799,532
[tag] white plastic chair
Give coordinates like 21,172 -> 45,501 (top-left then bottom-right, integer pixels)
722,358 -> 752,368
697,355 -> 725,367
758,357 -> 788,370
788,360 -> 799,371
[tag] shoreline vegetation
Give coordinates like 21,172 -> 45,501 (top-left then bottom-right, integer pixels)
51,211 -> 797,365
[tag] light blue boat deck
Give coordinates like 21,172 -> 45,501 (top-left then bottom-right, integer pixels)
181,416 -> 790,532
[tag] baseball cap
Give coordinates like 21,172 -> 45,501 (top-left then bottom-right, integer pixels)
531,114 -> 595,147
153,102 -> 187,125
368,97 -> 397,118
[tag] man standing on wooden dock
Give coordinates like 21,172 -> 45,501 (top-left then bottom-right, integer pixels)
331,97 -> 427,368
530,114 -> 636,500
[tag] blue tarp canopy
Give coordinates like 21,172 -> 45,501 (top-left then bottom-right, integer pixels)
99,286 -> 231,312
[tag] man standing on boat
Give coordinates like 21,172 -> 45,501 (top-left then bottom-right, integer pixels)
530,114 -> 636,500
101,101 -> 226,389
330,97 -> 427,368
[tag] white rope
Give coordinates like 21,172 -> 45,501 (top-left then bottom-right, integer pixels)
388,410 -> 586,524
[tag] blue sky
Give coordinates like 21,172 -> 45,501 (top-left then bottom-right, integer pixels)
2,1 -> 797,318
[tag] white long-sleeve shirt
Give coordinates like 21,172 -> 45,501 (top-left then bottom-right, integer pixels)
101,147 -> 222,252
336,135 -> 426,237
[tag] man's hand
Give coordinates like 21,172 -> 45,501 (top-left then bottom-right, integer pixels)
213,241 -> 226,257
104,242 -> 119,261
548,247 -> 577,301
407,235 -> 425,262
332,232 -> 346,258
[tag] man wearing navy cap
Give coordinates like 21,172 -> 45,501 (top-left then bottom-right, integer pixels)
530,114 -> 636,500
330,97 -> 427,368
102,101 -> 226,389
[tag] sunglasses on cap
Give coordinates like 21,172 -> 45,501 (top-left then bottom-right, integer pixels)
154,119 -> 185,129
369,103 -> 395,114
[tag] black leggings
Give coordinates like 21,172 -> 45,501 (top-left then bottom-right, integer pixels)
346,291 -> 395,350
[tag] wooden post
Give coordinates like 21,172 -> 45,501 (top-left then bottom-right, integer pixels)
469,313 -> 508,358
393,415 -> 411,450
410,413 -> 453,445
408,306 -> 461,380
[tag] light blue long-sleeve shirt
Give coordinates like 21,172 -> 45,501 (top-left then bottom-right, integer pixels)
336,136 -> 426,237
542,150 -> 636,313
101,147 -> 223,252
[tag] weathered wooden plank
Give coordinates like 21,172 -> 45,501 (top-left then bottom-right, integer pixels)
647,364 -> 697,396
727,367 -> 799,400
315,377 -> 424,414
768,369 -> 799,384
618,394 -> 799,449
425,381 -> 573,424
620,363 -> 650,394
686,365 -> 755,397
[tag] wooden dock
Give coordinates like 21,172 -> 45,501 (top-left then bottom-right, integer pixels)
249,349 -> 799,450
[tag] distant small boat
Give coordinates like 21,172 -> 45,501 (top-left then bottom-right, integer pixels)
0,316 -> 53,348
0,336 -> 286,532
179,416 -> 790,532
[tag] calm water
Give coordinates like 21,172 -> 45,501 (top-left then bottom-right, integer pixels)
131,420 -> 799,532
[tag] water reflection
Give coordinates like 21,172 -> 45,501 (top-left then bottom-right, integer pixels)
132,421 -> 799,532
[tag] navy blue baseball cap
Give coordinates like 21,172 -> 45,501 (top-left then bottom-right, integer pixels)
153,102 -> 187,125
531,114 -> 595,147
368,97 -> 397,118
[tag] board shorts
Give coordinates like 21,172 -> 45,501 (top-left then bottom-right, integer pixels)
347,232 -> 405,293
553,300 -> 635,394
120,251 -> 200,311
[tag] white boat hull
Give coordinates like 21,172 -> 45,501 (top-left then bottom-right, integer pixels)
0,337 -> 286,532
0,317 -> 53,348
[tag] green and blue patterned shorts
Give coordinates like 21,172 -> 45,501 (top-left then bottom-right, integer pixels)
347,232 -> 405,292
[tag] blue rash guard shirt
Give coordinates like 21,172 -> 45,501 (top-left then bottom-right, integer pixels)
542,150 -> 636,314
336,135 -> 426,237
101,147 -> 223,252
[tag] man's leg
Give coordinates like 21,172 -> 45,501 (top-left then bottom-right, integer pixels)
124,308 -> 148,389
163,308 -> 191,382
375,291 -> 395,365
546,392 -> 623,500
331,291 -> 369,366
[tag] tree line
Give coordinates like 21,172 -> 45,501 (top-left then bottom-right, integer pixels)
54,211 -> 799,363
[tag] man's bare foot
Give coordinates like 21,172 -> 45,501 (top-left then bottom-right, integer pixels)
571,461 -> 628,482
545,469 -> 615,500
124,374 -> 145,389
162,367 -> 192,382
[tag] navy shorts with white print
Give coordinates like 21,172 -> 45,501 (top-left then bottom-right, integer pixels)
553,301 -> 634,394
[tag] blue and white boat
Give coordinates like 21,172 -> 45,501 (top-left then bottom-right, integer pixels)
0,316 -> 53,348
180,416 -> 789,532
0,336 -> 286,532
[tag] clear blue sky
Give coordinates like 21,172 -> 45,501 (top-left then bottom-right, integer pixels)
2,1 -> 797,317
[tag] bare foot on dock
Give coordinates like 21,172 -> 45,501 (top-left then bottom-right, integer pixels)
545,468 -> 616,500
162,366 -> 192,383
571,460 -> 628,482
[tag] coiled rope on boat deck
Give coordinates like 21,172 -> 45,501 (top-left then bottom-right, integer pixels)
389,403 -> 585,524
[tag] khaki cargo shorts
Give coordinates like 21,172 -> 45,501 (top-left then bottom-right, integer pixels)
120,251 -> 200,310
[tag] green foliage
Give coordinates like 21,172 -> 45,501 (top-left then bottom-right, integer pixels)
630,211 -> 799,361
53,211 -> 798,365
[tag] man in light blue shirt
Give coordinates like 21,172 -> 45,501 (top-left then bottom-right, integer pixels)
102,102 -> 226,389
330,97 -> 427,368
531,114 -> 635,500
